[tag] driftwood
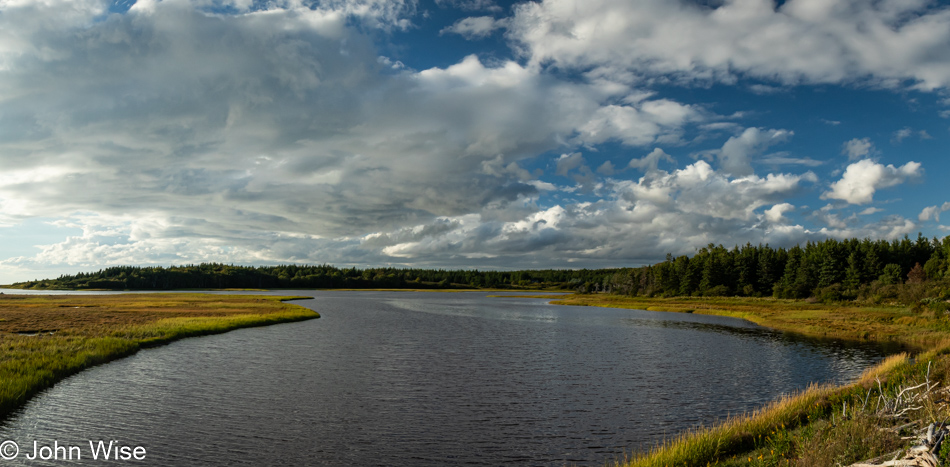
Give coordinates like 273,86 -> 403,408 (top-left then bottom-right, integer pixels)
851,363 -> 949,467
850,423 -> 945,466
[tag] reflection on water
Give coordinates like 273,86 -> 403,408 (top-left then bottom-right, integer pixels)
0,291 -> 889,466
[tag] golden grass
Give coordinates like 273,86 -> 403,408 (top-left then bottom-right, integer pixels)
615,351 -> 918,467
548,295 -> 945,350
524,294 -> 950,466
0,293 -> 317,421
623,383 -> 838,467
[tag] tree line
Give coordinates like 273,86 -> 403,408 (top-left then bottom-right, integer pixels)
598,234 -> 950,305
9,234 -> 950,306
8,263 -> 617,291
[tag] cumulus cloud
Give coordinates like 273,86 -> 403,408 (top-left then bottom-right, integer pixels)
764,203 -> 795,224
441,16 -> 506,39
0,0 -> 942,282
842,138 -> 875,160
919,202 -> 950,222
0,0 -> 729,279
507,0 -> 950,90
628,148 -> 675,173
711,127 -> 793,176
823,159 -> 923,204
574,99 -> 703,146
296,161 -> 923,269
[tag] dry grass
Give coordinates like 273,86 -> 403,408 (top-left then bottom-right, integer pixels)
548,295 -> 947,350
0,293 -> 317,421
515,294 -> 950,466
612,353 -> 920,467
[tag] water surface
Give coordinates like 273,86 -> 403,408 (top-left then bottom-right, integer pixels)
0,291 -> 887,465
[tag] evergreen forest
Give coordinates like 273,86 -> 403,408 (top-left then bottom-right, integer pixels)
9,234 -> 950,308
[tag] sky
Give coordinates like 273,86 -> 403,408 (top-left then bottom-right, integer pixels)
1,0 -> 950,284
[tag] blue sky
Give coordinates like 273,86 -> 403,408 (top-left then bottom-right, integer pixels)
1,0 -> 950,283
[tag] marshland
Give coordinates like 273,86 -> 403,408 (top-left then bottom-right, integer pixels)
3,236 -> 950,465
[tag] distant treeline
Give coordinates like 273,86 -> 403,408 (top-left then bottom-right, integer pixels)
8,263 -> 617,291
597,234 -> 950,304
10,235 -> 950,305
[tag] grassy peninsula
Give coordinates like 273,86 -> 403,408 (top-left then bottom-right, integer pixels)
534,294 -> 950,466
0,293 -> 317,421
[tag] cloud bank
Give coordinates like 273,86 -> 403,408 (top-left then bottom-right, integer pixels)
0,0 -> 946,282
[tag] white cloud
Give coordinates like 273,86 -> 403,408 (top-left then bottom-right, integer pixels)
823,159 -> 923,204
842,137 -> 875,160
507,0 -> 950,90
574,99 -> 703,146
713,127 -> 793,176
0,0 -> 943,282
919,202 -> 950,222
281,162 -> 918,269
893,127 -> 914,143
764,203 -> 795,224
441,16 -> 506,39
616,161 -> 816,221
628,148 -> 674,173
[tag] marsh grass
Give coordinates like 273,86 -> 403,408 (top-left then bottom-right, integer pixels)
614,353 -> 920,467
0,293 -> 317,421
546,294 -> 950,466
549,295 -> 944,350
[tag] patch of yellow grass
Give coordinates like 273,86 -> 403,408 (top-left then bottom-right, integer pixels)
0,294 -> 317,421
533,294 -> 950,466
549,295 -> 941,350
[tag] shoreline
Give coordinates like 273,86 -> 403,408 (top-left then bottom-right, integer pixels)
0,293 -> 319,423
537,294 -> 950,466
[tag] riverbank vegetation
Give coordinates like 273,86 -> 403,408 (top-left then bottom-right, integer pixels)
539,293 -> 950,466
0,293 -> 316,421
546,295 -> 946,350
608,342 -> 950,467
616,351 -> 947,467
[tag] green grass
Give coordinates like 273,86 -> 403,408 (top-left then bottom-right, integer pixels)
0,294 -> 317,421
528,294 -> 950,466
547,295 -> 947,351
614,353 -> 915,467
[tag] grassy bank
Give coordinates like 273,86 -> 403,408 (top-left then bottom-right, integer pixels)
0,293 -> 317,421
528,294 -> 950,466
543,295 -> 950,350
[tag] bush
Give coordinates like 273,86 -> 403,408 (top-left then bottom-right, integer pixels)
898,283 -> 928,307
703,284 -> 731,297
879,263 -> 903,285
814,284 -> 844,303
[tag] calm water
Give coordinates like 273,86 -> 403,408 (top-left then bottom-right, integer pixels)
0,291 -> 889,465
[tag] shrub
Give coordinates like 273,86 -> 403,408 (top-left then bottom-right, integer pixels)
813,284 -> 844,303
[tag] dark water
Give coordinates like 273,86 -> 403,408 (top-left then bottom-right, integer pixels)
0,291 -> 888,465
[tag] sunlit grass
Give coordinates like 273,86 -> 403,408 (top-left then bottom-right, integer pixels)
548,295 -> 943,350
527,294 -> 950,466
0,293 -> 317,421
616,353 -> 916,466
